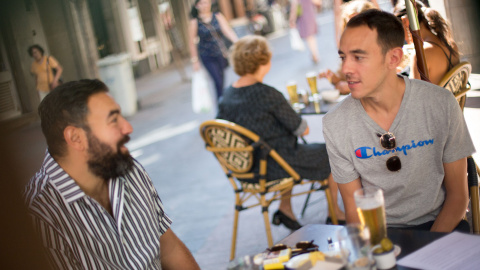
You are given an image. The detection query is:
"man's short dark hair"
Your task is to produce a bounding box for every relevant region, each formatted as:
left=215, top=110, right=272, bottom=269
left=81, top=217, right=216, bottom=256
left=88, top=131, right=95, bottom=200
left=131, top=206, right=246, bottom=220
left=28, top=44, right=45, bottom=57
left=38, top=79, right=109, bottom=158
left=346, top=9, right=405, bottom=55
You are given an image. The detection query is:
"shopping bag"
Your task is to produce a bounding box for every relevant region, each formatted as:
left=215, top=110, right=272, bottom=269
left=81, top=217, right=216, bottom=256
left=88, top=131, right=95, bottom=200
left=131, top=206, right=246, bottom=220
left=192, top=69, right=213, bottom=113
left=289, top=28, right=305, bottom=51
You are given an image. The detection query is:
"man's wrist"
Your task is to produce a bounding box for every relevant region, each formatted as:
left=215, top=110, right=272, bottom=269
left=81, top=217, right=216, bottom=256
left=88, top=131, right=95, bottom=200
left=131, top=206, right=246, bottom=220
left=190, top=57, right=199, bottom=63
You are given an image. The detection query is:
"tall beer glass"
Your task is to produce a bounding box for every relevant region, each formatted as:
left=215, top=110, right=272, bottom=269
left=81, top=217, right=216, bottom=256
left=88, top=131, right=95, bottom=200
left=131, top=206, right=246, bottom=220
left=286, top=80, right=299, bottom=104
left=354, top=187, right=387, bottom=246
left=306, top=72, right=318, bottom=97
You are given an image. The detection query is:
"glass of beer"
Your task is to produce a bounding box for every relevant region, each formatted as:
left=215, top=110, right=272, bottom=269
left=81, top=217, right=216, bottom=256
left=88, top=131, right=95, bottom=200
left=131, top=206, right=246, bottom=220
left=354, top=187, right=387, bottom=246
left=306, top=71, right=318, bottom=99
left=286, top=80, right=299, bottom=104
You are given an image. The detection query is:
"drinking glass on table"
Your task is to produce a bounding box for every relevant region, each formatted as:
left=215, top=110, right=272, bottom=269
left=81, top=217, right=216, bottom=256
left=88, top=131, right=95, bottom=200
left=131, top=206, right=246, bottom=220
left=286, top=80, right=299, bottom=103
left=286, top=80, right=304, bottom=111
left=337, top=224, right=373, bottom=270
left=306, top=71, right=319, bottom=100
left=354, top=187, right=387, bottom=246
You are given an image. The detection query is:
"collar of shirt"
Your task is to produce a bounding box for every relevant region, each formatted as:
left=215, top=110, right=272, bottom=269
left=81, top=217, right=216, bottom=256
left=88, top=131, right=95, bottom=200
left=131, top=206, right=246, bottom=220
left=42, top=150, right=126, bottom=204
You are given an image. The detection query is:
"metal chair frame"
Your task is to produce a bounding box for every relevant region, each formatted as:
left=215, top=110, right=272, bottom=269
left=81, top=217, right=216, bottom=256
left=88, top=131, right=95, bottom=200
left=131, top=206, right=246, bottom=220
left=200, top=119, right=337, bottom=260
left=438, top=61, right=480, bottom=233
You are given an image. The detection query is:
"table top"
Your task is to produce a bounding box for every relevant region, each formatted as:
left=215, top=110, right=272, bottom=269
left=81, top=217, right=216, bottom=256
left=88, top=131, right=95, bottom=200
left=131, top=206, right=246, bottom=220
left=297, top=96, right=346, bottom=115
left=277, top=224, right=447, bottom=270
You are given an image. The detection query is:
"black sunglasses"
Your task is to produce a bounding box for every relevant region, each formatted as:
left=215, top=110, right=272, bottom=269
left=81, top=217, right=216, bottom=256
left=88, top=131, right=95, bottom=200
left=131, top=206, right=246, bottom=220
left=377, top=132, right=401, bottom=172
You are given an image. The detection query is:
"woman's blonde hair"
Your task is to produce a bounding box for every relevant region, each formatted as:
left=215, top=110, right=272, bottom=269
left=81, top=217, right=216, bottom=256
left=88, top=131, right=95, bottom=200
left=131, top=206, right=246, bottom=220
left=341, top=0, right=378, bottom=31
left=230, top=35, right=272, bottom=76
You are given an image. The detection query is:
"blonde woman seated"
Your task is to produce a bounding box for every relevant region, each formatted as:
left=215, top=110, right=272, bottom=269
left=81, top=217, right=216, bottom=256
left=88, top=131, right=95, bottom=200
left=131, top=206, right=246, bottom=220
left=216, top=35, right=345, bottom=230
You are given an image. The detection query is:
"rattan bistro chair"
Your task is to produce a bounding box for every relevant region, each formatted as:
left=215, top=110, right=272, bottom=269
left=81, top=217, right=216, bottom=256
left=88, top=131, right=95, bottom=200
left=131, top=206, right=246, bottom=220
left=438, top=61, right=472, bottom=111
left=438, top=61, right=480, bottom=234
left=200, top=119, right=337, bottom=260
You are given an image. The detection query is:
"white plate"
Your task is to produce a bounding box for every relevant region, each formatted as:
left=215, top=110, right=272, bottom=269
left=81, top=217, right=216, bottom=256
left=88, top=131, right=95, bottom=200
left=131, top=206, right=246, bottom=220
left=321, top=90, right=340, bottom=103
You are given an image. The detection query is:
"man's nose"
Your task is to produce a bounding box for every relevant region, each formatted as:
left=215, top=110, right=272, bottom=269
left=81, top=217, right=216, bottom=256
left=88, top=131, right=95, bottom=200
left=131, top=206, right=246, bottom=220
left=341, top=58, right=352, bottom=76
left=121, top=117, right=133, bottom=135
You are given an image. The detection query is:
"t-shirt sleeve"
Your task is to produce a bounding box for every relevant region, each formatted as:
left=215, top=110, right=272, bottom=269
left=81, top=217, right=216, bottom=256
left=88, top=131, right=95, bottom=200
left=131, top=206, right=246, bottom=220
left=443, top=94, right=476, bottom=163
left=323, top=115, right=360, bottom=184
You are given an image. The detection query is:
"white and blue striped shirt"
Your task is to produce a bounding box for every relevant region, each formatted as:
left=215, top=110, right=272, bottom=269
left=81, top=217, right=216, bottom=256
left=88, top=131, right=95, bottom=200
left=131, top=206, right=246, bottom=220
left=24, top=151, right=172, bottom=269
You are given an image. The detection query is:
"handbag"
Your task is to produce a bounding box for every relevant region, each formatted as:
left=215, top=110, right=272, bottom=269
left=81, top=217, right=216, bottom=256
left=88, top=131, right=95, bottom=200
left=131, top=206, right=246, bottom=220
left=47, top=56, right=63, bottom=90
left=192, top=69, right=214, bottom=113
left=289, top=28, right=305, bottom=51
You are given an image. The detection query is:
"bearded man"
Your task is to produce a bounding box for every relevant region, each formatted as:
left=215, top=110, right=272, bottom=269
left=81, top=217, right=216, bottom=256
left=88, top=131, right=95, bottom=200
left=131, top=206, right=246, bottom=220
left=24, top=79, right=199, bottom=269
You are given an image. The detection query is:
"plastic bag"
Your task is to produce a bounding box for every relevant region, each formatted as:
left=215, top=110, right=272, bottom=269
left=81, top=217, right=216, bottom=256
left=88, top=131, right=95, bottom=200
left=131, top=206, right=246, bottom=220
left=289, top=28, right=305, bottom=51
left=192, top=69, right=213, bottom=113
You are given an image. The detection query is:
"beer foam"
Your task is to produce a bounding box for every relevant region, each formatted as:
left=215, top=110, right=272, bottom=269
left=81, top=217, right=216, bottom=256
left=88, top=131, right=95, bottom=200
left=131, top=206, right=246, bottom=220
left=356, top=199, right=382, bottom=210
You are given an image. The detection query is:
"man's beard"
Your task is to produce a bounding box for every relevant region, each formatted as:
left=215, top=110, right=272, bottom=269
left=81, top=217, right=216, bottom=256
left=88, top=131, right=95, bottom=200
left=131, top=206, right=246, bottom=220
left=87, top=132, right=134, bottom=181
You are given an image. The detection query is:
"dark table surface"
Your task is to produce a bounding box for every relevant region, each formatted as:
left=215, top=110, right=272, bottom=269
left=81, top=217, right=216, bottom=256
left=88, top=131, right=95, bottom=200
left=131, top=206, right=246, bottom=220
left=277, top=224, right=447, bottom=270
left=297, top=96, right=346, bottom=114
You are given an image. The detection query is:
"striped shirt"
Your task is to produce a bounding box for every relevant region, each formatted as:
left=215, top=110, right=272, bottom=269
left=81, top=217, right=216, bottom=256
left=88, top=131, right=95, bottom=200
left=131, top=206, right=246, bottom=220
left=24, top=151, right=172, bottom=269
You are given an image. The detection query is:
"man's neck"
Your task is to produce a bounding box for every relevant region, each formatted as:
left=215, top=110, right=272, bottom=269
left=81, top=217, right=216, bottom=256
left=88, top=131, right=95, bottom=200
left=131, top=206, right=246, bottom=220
left=56, top=155, right=113, bottom=216
left=360, top=75, right=406, bottom=131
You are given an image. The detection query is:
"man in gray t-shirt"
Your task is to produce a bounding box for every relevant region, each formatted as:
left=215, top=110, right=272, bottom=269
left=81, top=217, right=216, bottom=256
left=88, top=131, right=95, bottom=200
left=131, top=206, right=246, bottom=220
left=323, top=10, right=475, bottom=232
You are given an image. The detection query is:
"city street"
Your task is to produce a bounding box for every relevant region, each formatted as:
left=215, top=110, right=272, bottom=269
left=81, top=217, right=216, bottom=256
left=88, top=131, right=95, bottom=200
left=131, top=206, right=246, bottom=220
left=4, top=4, right=480, bottom=270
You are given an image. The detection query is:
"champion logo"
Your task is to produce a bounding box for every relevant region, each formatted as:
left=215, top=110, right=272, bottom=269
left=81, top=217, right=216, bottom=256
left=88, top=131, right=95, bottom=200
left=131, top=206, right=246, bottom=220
left=354, top=139, right=434, bottom=159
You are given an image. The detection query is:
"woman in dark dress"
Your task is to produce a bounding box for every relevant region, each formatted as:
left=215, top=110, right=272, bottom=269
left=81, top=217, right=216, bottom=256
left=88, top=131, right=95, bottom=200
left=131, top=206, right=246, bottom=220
left=217, top=35, right=345, bottom=230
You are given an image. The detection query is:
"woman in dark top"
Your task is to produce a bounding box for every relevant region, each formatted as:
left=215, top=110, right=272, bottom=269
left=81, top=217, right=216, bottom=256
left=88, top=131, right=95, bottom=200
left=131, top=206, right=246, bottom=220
left=217, top=35, right=345, bottom=230
left=188, top=0, right=238, bottom=100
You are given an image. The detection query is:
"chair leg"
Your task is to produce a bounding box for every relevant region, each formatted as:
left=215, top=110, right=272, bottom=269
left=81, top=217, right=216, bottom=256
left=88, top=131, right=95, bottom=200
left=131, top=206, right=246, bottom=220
left=468, top=157, right=480, bottom=234
left=470, top=186, right=480, bottom=234
left=260, top=195, right=274, bottom=248
left=301, top=183, right=315, bottom=218
left=230, top=202, right=240, bottom=260
left=324, top=184, right=338, bottom=225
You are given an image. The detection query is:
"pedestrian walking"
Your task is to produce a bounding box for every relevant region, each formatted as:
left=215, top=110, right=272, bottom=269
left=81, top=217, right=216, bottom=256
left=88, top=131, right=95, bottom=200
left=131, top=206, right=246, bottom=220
left=28, top=44, right=63, bottom=101
left=289, top=0, right=322, bottom=63
left=188, top=0, right=238, bottom=100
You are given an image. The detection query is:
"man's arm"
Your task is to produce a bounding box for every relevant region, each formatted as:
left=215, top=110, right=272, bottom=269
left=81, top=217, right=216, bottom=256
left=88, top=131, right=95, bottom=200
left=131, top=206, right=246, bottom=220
left=160, top=228, right=200, bottom=270
left=430, top=158, right=469, bottom=232
left=338, top=178, right=362, bottom=224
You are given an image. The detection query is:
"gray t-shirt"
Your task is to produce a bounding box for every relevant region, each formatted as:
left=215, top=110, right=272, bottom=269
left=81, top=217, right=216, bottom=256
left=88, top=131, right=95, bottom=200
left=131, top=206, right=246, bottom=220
left=323, top=76, right=475, bottom=227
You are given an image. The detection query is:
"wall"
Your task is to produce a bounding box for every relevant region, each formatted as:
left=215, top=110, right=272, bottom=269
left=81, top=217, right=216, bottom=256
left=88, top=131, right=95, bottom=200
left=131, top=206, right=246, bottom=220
left=442, top=0, right=480, bottom=72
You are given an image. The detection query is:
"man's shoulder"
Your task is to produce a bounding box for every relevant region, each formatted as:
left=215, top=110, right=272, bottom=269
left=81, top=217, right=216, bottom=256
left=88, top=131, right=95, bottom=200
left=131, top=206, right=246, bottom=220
left=323, top=95, right=356, bottom=127
left=125, top=159, right=155, bottom=187
left=408, top=78, right=453, bottom=99
left=24, top=167, right=53, bottom=205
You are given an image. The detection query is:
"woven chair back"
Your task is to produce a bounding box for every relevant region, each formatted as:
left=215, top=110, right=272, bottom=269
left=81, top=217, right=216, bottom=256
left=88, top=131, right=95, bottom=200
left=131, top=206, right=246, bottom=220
left=203, top=125, right=254, bottom=173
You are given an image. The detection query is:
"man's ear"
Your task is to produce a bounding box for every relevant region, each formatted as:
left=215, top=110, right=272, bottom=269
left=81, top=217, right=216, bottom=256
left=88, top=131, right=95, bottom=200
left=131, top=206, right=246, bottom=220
left=387, top=47, right=404, bottom=70
left=64, top=126, right=86, bottom=151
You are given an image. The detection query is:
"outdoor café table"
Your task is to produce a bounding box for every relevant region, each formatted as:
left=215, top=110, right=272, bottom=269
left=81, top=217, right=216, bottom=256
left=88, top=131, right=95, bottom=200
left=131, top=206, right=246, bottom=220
left=297, top=96, right=347, bottom=115
left=277, top=224, right=447, bottom=270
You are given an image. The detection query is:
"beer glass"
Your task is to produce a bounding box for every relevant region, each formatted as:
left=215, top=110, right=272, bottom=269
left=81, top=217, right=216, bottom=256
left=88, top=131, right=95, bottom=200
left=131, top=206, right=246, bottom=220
left=354, top=187, right=387, bottom=246
left=306, top=71, right=318, bottom=98
left=336, top=224, right=373, bottom=270
left=286, top=80, right=299, bottom=104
